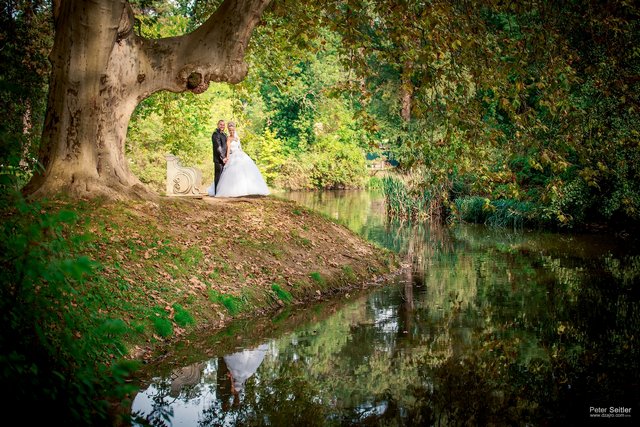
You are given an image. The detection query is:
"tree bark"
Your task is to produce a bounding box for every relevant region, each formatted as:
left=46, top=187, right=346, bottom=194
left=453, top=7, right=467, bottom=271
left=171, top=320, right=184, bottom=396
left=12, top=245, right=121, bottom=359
left=400, top=60, right=413, bottom=122
left=24, top=0, right=271, bottom=199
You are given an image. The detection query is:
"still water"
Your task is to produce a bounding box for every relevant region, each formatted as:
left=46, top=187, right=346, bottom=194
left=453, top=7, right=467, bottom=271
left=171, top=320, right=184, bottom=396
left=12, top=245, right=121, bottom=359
left=131, top=190, right=639, bottom=426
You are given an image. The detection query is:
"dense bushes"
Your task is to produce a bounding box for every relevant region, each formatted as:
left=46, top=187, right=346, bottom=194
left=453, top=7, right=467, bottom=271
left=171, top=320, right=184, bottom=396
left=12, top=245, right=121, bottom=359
left=332, top=1, right=640, bottom=230
left=0, top=173, right=138, bottom=424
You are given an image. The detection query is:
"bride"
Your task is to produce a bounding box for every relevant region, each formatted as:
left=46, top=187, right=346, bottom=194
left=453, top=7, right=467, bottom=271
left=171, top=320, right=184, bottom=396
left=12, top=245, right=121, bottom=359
left=210, top=121, right=270, bottom=197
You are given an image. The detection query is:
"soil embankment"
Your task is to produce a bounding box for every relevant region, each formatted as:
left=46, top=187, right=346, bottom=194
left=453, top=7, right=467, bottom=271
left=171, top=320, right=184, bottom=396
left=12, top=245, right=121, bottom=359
left=76, top=195, right=399, bottom=360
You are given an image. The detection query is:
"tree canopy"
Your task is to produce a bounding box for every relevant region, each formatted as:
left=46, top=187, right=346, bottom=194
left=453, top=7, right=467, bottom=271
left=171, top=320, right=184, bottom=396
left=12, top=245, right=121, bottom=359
left=1, top=0, right=638, bottom=228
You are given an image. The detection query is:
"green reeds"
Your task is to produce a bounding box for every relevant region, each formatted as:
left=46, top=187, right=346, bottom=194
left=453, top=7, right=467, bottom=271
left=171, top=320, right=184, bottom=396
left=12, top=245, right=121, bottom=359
left=382, top=175, right=437, bottom=221
left=486, top=199, right=534, bottom=228
left=455, top=196, right=533, bottom=228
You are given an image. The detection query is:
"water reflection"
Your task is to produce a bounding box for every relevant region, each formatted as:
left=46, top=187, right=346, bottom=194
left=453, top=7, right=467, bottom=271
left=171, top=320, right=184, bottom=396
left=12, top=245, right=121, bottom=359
left=130, top=190, right=639, bottom=426
left=224, top=344, right=269, bottom=397
left=169, top=362, right=207, bottom=398
left=133, top=344, right=271, bottom=426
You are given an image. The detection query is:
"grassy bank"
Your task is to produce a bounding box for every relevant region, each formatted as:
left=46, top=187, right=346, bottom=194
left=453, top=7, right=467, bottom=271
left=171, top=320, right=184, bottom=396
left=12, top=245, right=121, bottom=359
left=0, top=193, right=398, bottom=424
left=87, top=195, right=397, bottom=355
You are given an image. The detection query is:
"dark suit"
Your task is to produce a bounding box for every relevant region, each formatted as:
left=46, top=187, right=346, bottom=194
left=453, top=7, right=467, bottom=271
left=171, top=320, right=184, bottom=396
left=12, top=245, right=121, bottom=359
left=212, top=129, right=227, bottom=191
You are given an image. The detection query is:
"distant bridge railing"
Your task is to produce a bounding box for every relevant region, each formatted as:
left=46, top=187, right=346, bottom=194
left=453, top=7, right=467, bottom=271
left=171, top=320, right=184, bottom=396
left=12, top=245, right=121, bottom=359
left=367, top=161, right=393, bottom=175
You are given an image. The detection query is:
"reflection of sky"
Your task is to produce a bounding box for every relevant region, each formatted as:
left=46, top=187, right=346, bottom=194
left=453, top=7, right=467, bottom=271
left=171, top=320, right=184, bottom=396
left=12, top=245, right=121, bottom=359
left=373, top=307, right=398, bottom=334
left=132, top=345, right=274, bottom=427
left=132, top=382, right=218, bottom=427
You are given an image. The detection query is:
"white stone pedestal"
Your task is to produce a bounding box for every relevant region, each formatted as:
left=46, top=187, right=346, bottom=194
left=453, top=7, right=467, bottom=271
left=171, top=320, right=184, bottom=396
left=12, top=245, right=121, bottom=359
left=165, top=154, right=204, bottom=197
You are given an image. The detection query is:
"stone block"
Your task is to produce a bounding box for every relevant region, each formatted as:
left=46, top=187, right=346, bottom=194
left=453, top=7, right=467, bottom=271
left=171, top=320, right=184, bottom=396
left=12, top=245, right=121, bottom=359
left=165, top=154, right=204, bottom=197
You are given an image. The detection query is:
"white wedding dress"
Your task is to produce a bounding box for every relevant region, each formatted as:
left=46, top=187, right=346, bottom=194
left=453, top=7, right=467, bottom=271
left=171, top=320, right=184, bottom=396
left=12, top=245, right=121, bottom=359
left=223, top=343, right=269, bottom=393
left=211, top=138, right=270, bottom=197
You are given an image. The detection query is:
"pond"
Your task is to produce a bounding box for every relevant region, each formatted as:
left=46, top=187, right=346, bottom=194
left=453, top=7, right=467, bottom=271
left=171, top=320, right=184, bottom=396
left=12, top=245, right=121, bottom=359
left=130, top=190, right=639, bottom=426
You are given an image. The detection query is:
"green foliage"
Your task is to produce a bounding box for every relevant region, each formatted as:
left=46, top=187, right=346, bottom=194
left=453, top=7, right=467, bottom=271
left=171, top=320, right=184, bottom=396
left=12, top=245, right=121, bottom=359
left=271, top=283, right=293, bottom=304
left=0, top=1, right=52, bottom=175
left=0, top=173, right=137, bottom=423
left=275, top=155, right=315, bottom=190
left=133, top=4, right=190, bottom=38
left=309, top=272, right=325, bottom=285
left=208, top=290, right=243, bottom=316
left=310, top=137, right=368, bottom=189
left=243, top=128, right=286, bottom=186
left=238, top=20, right=374, bottom=190
left=172, top=303, right=195, bottom=327
left=275, top=137, right=369, bottom=190
left=152, top=315, right=173, bottom=338
left=321, top=0, right=640, bottom=230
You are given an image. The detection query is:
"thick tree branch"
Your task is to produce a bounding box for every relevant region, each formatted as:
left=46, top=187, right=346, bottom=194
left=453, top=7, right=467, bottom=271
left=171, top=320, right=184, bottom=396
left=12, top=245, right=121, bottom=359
left=136, top=0, right=272, bottom=95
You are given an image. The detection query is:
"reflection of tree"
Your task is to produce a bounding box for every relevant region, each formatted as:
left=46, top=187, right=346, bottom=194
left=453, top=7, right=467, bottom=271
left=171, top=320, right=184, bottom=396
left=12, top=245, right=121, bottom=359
left=132, top=216, right=639, bottom=426
left=215, top=357, right=235, bottom=411
left=402, top=235, right=640, bottom=425
left=132, top=378, right=175, bottom=427
left=232, top=363, right=329, bottom=426
left=397, top=222, right=453, bottom=337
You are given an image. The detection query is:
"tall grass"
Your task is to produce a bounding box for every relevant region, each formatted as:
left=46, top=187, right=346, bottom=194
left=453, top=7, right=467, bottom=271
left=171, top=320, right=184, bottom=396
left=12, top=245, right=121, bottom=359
left=382, top=175, right=443, bottom=221
left=454, top=196, right=534, bottom=228
left=382, top=174, right=534, bottom=229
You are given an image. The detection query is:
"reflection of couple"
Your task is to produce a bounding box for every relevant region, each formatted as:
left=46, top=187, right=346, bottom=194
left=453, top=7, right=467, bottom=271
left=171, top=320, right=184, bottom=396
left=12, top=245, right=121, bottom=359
left=168, top=343, right=268, bottom=408
left=208, top=119, right=270, bottom=198
left=223, top=343, right=269, bottom=396
left=216, top=344, right=269, bottom=410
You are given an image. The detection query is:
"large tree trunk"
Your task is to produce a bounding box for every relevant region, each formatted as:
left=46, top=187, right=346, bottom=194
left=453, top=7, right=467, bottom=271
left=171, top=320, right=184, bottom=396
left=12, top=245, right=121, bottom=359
left=24, top=0, right=271, bottom=199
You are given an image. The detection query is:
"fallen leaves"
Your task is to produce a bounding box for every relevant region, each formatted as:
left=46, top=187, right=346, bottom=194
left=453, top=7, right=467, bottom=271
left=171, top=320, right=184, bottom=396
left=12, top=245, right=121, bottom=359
left=71, top=195, right=394, bottom=360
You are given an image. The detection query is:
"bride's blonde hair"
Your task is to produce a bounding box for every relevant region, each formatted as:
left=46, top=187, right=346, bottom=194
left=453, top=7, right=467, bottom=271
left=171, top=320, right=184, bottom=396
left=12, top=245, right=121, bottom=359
left=227, top=121, right=238, bottom=138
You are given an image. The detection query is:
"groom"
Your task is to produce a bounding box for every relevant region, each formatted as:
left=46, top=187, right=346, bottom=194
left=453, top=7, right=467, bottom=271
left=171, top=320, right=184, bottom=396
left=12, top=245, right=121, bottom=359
left=212, top=119, right=228, bottom=192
